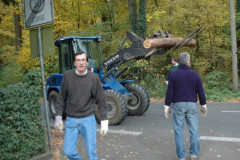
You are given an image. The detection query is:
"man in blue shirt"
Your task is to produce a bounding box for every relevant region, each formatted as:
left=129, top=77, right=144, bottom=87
left=164, top=52, right=207, bottom=160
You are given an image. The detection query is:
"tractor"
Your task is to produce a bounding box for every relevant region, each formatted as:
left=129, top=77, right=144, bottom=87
left=46, top=28, right=203, bottom=125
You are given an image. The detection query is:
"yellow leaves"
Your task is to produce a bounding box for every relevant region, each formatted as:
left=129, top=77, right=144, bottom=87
left=135, top=59, right=151, bottom=71
left=18, top=47, right=32, bottom=71
left=147, top=10, right=166, bottom=22
left=0, top=30, right=15, bottom=39
left=0, top=45, right=15, bottom=62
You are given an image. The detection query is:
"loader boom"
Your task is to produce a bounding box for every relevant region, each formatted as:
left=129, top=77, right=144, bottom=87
left=97, top=28, right=204, bottom=81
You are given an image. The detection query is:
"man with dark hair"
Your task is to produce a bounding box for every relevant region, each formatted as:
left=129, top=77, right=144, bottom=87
left=164, top=52, right=207, bottom=160
left=165, top=58, right=179, bottom=85
left=54, top=51, right=108, bottom=160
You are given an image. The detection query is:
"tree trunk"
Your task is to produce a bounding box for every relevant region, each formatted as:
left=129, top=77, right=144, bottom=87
left=101, top=0, right=112, bottom=25
left=110, top=0, right=115, bottom=26
left=136, top=0, right=147, bottom=39
left=128, top=0, right=137, bottom=33
left=77, top=0, right=80, bottom=29
left=13, top=8, right=22, bottom=53
left=154, top=0, right=158, bottom=7
left=143, top=38, right=196, bottom=49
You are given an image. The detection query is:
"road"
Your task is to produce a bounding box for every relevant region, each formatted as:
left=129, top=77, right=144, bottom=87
left=42, top=102, right=240, bottom=160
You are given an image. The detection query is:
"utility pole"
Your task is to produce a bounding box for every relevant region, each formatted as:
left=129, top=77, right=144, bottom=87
left=230, top=0, right=238, bottom=93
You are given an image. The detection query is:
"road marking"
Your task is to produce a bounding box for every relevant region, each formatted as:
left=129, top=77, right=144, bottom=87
left=222, top=111, right=240, bottom=113
left=97, top=129, right=142, bottom=136
left=200, top=136, right=240, bottom=142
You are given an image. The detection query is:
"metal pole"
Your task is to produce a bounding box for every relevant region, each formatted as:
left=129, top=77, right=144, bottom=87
left=38, top=27, right=52, bottom=149
left=230, top=0, right=238, bottom=93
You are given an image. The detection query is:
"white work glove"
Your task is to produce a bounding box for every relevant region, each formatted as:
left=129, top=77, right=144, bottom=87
left=164, top=105, right=171, bottom=119
left=54, top=116, right=64, bottom=132
left=200, top=104, right=207, bottom=117
left=100, top=120, right=109, bottom=136
left=165, top=81, right=168, bottom=85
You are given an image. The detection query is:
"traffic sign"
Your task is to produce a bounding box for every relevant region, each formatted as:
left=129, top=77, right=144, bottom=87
left=22, top=0, right=54, bottom=29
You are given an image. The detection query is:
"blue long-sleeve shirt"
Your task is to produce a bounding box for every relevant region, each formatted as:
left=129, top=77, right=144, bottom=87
left=164, top=64, right=206, bottom=106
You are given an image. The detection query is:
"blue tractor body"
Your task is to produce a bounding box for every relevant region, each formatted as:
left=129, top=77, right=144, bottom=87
left=46, top=35, right=141, bottom=125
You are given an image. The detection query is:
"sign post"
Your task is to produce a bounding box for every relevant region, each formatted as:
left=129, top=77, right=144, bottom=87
left=38, top=26, right=52, bottom=149
left=22, top=0, right=55, bottom=149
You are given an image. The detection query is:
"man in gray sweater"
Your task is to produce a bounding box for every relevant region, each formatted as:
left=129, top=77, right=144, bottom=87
left=54, top=51, right=108, bottom=160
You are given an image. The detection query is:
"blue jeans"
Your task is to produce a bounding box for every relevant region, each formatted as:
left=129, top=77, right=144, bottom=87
left=173, top=102, right=200, bottom=159
left=64, top=115, right=97, bottom=160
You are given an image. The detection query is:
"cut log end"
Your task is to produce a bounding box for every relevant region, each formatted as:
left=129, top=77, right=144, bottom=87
left=143, top=40, right=153, bottom=49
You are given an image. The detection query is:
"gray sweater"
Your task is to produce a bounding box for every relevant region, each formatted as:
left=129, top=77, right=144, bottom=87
left=56, top=70, right=107, bottom=120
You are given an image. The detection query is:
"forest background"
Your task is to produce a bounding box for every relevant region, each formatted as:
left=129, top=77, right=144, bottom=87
left=1, top=0, right=240, bottom=102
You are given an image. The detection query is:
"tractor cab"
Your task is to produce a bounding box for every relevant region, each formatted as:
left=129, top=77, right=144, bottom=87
left=55, top=36, right=102, bottom=74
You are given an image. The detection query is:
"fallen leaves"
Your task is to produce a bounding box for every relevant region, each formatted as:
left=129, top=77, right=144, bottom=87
left=52, top=148, right=61, bottom=159
left=51, top=128, right=65, bottom=159
left=51, top=128, right=64, bottom=146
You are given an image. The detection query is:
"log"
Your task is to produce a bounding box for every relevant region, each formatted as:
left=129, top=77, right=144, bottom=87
left=143, top=38, right=196, bottom=49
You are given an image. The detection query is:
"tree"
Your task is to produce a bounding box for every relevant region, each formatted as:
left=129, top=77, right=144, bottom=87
left=128, top=0, right=137, bottom=33
left=1, top=0, right=22, bottom=52
left=136, top=0, right=147, bottom=39
left=128, top=0, right=147, bottom=39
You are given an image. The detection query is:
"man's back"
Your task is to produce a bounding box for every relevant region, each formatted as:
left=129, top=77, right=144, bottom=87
left=165, top=64, right=206, bottom=106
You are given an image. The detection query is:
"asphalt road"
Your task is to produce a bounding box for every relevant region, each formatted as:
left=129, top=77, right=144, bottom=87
left=42, top=102, right=240, bottom=160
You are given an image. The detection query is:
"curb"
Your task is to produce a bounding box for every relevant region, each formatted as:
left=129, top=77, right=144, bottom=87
left=30, top=151, right=54, bottom=160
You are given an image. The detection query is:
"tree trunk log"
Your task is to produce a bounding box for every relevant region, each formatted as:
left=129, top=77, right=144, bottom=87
left=143, top=38, right=196, bottom=49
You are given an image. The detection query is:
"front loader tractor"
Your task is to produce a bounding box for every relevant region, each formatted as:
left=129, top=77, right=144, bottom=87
left=47, top=28, right=203, bottom=125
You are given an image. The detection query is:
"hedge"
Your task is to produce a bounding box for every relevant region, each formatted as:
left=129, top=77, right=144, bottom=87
left=0, top=71, right=47, bottom=160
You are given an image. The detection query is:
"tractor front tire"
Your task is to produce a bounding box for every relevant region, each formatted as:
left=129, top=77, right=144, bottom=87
left=126, top=84, right=150, bottom=116
left=95, top=89, right=128, bottom=125
left=48, top=90, right=58, bottom=119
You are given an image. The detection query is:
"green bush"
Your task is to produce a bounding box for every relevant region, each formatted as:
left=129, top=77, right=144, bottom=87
left=23, top=70, right=42, bottom=86
left=121, top=59, right=168, bottom=99
left=204, top=70, right=240, bottom=101
left=146, top=76, right=167, bottom=99
left=0, top=71, right=47, bottom=160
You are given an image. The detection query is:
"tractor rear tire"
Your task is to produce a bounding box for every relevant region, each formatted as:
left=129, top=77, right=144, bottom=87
left=126, top=84, right=150, bottom=116
left=48, top=90, right=58, bottom=119
left=95, top=89, right=128, bottom=125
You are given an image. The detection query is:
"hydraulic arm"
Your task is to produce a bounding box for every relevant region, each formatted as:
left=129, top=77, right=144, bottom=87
left=97, top=27, right=205, bottom=81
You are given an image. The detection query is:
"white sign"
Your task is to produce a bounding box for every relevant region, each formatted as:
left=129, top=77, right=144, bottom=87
left=22, top=0, right=54, bottom=29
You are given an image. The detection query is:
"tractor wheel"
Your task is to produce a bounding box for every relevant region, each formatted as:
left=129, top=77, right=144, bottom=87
left=48, top=90, right=58, bottom=119
left=95, top=89, right=128, bottom=125
left=126, top=84, right=150, bottom=116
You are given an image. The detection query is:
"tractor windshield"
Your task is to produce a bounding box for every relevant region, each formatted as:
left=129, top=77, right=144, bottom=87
left=72, top=39, right=102, bottom=67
